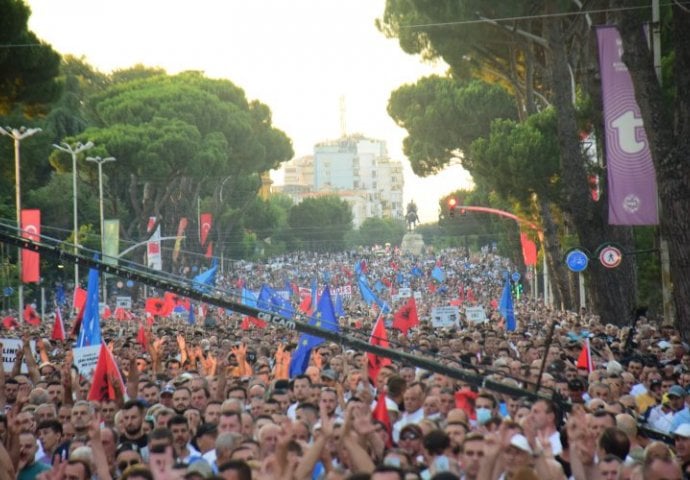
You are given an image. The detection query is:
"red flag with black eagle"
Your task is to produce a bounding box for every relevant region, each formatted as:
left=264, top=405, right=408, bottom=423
left=392, top=297, right=419, bottom=336
left=367, top=314, right=392, bottom=382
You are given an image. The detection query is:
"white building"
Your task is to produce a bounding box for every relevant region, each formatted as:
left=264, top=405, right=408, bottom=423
left=275, top=135, right=404, bottom=227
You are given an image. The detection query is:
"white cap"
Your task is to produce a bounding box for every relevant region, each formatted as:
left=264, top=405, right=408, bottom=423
left=673, top=423, right=690, bottom=438
left=509, top=434, right=533, bottom=454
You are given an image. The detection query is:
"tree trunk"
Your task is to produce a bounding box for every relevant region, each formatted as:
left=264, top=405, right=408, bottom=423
left=546, top=17, right=637, bottom=326
left=616, top=4, right=690, bottom=337
left=538, top=199, right=570, bottom=309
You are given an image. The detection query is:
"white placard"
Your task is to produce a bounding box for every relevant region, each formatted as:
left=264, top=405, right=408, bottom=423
left=465, top=306, right=487, bottom=324
left=413, top=291, right=422, bottom=301
left=398, top=287, right=412, bottom=298
left=431, top=306, right=460, bottom=328
left=1, top=339, right=38, bottom=373
left=116, top=296, right=132, bottom=309
left=73, top=345, right=102, bottom=378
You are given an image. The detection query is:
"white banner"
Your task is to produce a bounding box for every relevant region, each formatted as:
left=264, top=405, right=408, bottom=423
left=398, top=287, right=412, bottom=298
left=431, top=306, right=460, bottom=328
left=465, top=306, right=487, bottom=324
left=1, top=339, right=38, bottom=373
left=116, top=296, right=132, bottom=309
left=146, top=216, right=162, bottom=271
left=73, top=345, right=102, bottom=378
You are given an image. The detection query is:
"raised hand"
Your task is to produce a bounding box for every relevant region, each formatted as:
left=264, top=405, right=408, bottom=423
left=176, top=334, right=186, bottom=353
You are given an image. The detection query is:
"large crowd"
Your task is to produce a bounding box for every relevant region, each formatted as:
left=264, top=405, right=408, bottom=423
left=0, top=247, right=687, bottom=480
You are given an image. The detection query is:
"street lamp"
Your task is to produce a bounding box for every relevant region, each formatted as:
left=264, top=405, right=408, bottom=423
left=0, top=125, right=42, bottom=317
left=86, top=155, right=116, bottom=301
left=52, top=141, right=94, bottom=291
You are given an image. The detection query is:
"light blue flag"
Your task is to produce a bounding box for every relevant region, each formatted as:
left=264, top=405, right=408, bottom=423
left=192, top=264, right=217, bottom=292
left=499, top=278, right=516, bottom=331
left=77, top=266, right=101, bottom=347
left=289, top=287, right=340, bottom=377
left=356, top=275, right=391, bottom=313
left=431, top=266, right=445, bottom=283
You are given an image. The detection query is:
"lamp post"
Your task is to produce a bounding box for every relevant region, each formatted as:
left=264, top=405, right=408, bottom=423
left=0, top=126, right=42, bottom=317
left=86, top=156, right=116, bottom=301
left=52, top=141, right=94, bottom=292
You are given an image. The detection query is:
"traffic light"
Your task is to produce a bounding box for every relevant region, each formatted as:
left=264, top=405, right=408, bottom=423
left=448, top=197, right=457, bottom=217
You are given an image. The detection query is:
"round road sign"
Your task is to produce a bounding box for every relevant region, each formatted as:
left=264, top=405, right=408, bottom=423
left=599, top=245, right=623, bottom=268
left=565, top=249, right=589, bottom=272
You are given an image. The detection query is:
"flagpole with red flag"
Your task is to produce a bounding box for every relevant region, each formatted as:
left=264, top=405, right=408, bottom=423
left=576, top=338, right=594, bottom=373
left=392, top=297, right=419, bottom=336
left=51, top=306, right=66, bottom=341
left=367, top=314, right=392, bottom=383
left=372, top=391, right=392, bottom=448
left=88, top=342, right=126, bottom=402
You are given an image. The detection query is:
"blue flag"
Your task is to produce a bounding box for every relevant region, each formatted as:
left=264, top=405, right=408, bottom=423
left=310, top=277, right=318, bottom=312
left=187, top=303, right=196, bottom=325
left=431, top=266, right=445, bottom=283
left=356, top=275, right=390, bottom=313
left=411, top=266, right=423, bottom=278
left=77, top=266, right=102, bottom=347
left=334, top=292, right=345, bottom=318
left=55, top=284, right=66, bottom=306
left=192, top=264, right=217, bottom=292
left=242, top=288, right=258, bottom=307
left=499, top=279, right=516, bottom=331
left=374, top=279, right=386, bottom=293
left=258, top=284, right=294, bottom=319
left=289, top=287, right=340, bottom=377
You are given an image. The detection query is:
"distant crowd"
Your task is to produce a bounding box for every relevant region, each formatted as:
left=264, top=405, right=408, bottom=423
left=0, top=246, right=687, bottom=480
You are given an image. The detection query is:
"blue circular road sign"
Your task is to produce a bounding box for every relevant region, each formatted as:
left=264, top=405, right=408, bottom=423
left=511, top=272, right=521, bottom=282
left=565, top=249, right=589, bottom=272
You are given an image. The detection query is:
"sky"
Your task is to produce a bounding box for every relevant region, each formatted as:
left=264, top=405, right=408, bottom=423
left=26, top=0, right=473, bottom=223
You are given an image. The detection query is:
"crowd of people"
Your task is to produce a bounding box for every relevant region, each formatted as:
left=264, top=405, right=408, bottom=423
left=0, top=246, right=687, bottom=480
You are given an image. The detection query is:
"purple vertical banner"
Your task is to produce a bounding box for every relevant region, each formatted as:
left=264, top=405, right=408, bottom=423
left=597, top=26, right=659, bottom=225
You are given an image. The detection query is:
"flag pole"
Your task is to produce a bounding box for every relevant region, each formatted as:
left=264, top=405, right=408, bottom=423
left=535, top=320, right=557, bottom=393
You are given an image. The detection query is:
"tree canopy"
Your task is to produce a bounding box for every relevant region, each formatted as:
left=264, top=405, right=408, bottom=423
left=0, top=0, right=61, bottom=115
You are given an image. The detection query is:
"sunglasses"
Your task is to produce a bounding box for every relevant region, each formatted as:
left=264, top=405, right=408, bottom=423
left=118, top=460, right=139, bottom=471
left=400, top=434, right=419, bottom=441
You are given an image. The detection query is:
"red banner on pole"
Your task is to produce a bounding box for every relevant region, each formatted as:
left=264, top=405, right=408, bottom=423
left=21, top=209, right=40, bottom=283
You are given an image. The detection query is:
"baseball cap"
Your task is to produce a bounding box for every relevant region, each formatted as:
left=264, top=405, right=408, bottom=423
left=673, top=424, right=690, bottom=438
left=161, top=385, right=176, bottom=396
left=668, top=385, right=686, bottom=398
left=321, top=369, right=338, bottom=381
left=509, top=434, right=533, bottom=454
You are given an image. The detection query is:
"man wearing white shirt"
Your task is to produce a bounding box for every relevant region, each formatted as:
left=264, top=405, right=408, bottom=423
left=286, top=375, right=312, bottom=420
left=393, top=382, right=425, bottom=443
left=530, top=399, right=563, bottom=456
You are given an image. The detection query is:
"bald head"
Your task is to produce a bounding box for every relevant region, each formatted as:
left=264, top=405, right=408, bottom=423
left=616, top=413, right=638, bottom=438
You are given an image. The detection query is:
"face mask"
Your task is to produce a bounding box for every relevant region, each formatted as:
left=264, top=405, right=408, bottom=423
left=426, top=412, right=442, bottom=422
left=476, top=407, right=492, bottom=425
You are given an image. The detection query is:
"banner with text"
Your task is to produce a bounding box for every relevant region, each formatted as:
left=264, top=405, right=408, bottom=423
left=597, top=26, right=658, bottom=225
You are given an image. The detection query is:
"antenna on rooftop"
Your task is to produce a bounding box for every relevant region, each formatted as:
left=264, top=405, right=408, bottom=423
left=339, top=95, right=347, bottom=138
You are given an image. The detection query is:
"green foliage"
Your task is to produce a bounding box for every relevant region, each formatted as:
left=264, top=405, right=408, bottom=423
left=351, top=217, right=407, bottom=247
left=0, top=0, right=61, bottom=115
left=468, top=108, right=561, bottom=203
left=48, top=70, right=293, bottom=257
left=287, top=196, right=353, bottom=252
left=388, top=76, right=517, bottom=175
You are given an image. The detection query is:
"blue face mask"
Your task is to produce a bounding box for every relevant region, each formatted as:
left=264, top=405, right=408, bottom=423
left=476, top=407, right=492, bottom=425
